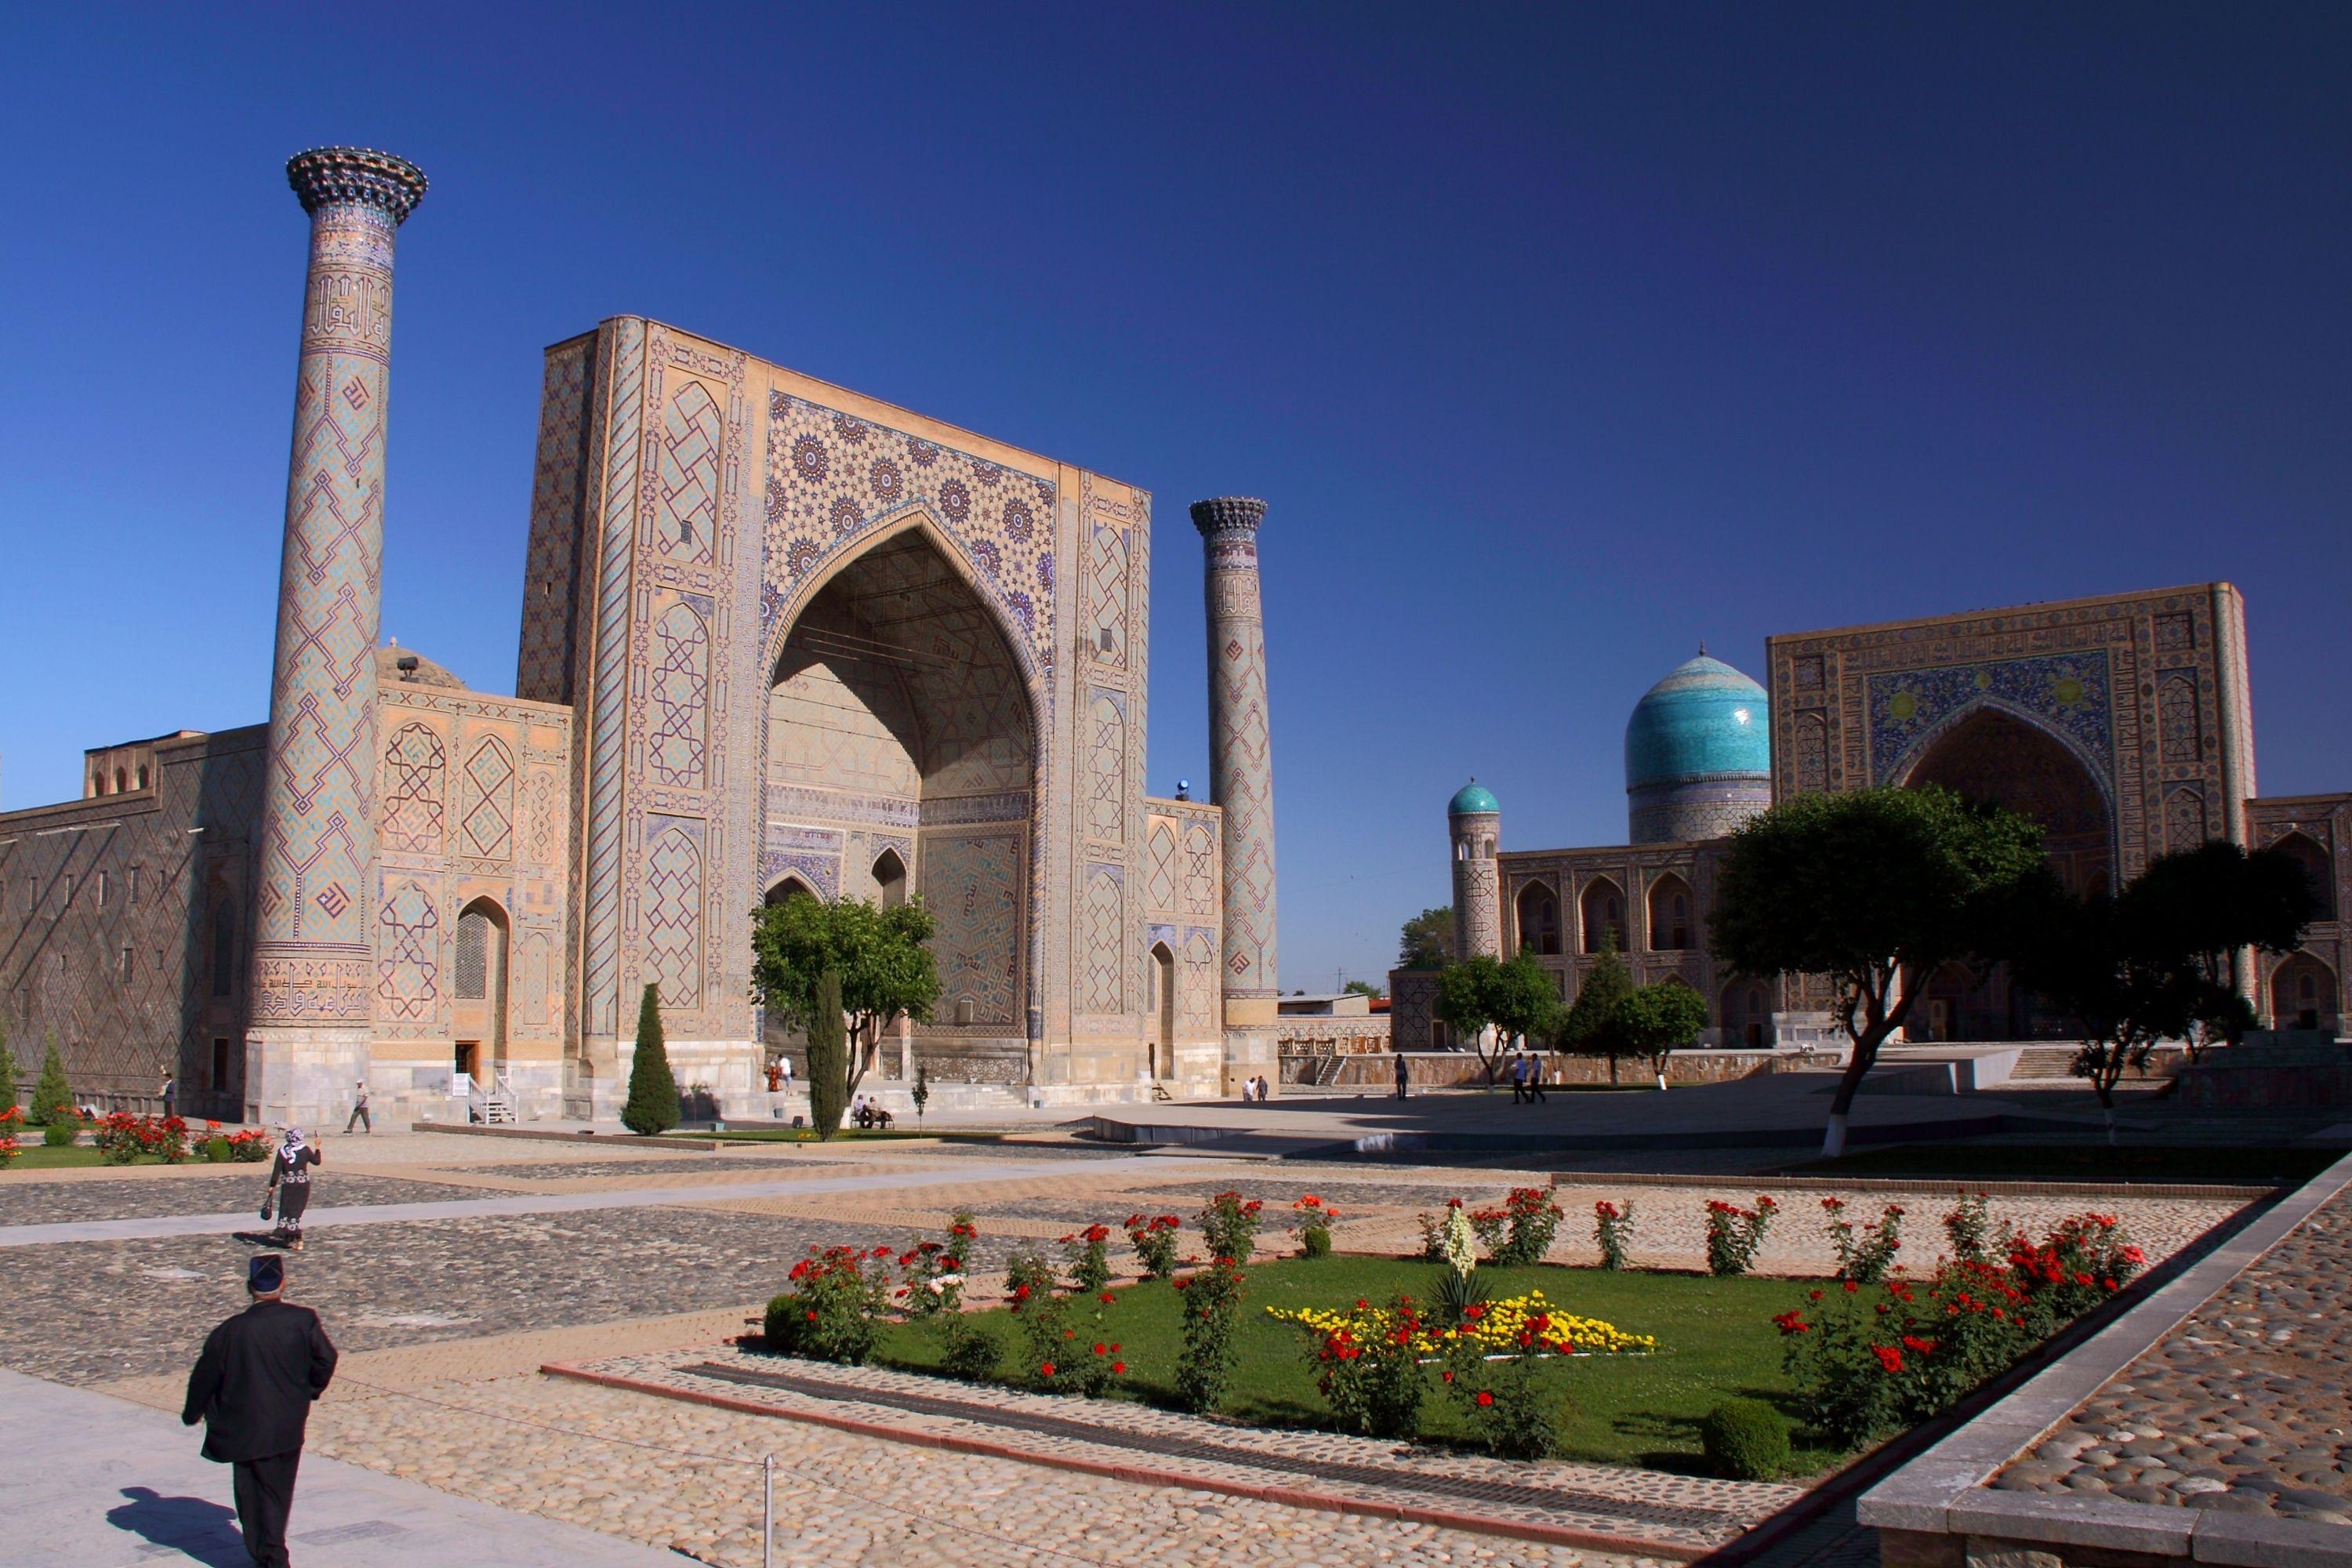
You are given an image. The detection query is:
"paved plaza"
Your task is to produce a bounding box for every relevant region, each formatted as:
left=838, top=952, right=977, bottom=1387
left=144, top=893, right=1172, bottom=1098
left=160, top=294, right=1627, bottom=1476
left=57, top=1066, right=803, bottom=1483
left=0, top=1116, right=2299, bottom=1567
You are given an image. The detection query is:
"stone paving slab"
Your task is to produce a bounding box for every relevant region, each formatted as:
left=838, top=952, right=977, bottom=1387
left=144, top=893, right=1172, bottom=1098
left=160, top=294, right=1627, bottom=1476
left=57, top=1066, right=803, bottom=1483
left=0, top=1367, right=679, bottom=1567
left=0, top=1170, right=487, bottom=1225
left=557, top=1345, right=1804, bottom=1559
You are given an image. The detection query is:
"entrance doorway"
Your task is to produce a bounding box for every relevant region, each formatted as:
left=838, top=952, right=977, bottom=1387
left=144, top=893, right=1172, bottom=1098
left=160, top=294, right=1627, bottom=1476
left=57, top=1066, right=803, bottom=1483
left=1151, top=942, right=1177, bottom=1078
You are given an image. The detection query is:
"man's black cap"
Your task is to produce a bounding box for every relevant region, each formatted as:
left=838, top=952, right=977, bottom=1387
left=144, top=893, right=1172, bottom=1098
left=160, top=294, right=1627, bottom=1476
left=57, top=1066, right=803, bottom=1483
left=249, top=1254, right=285, bottom=1294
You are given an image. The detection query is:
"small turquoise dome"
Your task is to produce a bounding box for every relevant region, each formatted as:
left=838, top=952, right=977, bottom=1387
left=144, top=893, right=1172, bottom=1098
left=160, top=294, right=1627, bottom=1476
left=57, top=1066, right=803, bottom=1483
left=1624, top=654, right=1770, bottom=790
left=1448, top=779, right=1501, bottom=816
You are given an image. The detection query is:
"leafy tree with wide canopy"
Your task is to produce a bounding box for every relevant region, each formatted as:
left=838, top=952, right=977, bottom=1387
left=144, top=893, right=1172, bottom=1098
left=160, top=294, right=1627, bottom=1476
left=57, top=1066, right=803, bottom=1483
left=2117, top=841, right=2318, bottom=1058
left=2013, top=890, right=2201, bottom=1129
left=1555, top=935, right=1639, bottom=1083
left=1622, top=977, right=1711, bottom=1086
left=1711, top=786, right=2054, bottom=1157
left=751, top=895, right=942, bottom=1096
left=1397, top=907, right=1454, bottom=970
left=1434, top=952, right=1563, bottom=1083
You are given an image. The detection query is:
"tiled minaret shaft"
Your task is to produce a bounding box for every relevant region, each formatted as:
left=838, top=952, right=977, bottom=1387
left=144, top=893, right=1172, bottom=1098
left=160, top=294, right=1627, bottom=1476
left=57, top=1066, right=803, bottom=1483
left=245, top=148, right=427, bottom=1124
left=1192, top=497, right=1280, bottom=1031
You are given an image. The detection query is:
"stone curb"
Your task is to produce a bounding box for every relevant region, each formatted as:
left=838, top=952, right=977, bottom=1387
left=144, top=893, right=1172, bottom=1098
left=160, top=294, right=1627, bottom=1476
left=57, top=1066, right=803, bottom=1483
left=543, top=1361, right=1717, bottom=1562
left=1551, top=1172, right=2280, bottom=1202
left=1857, top=1149, right=2352, bottom=1563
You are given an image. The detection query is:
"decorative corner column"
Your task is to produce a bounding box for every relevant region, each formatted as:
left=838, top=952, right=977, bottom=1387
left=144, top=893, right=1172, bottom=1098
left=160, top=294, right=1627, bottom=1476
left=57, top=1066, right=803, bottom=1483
left=1192, top=497, right=1282, bottom=1094
left=245, top=148, right=427, bottom=1127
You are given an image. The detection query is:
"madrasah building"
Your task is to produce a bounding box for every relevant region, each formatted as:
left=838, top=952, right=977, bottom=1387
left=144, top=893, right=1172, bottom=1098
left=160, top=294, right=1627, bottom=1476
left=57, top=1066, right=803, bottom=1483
left=1392, top=593, right=2349, bottom=1052
left=0, top=148, right=1284, bottom=1127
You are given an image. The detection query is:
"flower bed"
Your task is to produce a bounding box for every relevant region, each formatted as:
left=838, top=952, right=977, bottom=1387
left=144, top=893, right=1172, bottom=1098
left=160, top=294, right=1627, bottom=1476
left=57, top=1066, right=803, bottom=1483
left=1269, top=1290, right=1659, bottom=1358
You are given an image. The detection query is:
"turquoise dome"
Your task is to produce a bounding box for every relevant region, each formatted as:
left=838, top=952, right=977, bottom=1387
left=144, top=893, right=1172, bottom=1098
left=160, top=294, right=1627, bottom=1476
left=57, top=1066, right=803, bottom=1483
left=1624, top=654, right=1769, bottom=789
left=1448, top=780, right=1501, bottom=816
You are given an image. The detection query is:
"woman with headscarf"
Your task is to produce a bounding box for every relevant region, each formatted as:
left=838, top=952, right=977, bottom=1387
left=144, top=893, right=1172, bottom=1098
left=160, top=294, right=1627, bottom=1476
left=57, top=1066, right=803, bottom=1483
left=262, top=1128, right=324, bottom=1250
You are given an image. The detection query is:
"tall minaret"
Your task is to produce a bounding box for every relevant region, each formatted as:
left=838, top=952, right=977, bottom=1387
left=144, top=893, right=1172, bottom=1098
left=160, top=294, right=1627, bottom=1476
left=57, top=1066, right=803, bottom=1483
left=1192, top=497, right=1280, bottom=1089
left=1448, top=782, right=1503, bottom=962
left=245, top=148, right=427, bottom=1126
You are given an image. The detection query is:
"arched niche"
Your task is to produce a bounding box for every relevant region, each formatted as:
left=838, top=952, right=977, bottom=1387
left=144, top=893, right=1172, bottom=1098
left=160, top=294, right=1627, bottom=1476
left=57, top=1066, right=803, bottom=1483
left=2272, top=952, right=2339, bottom=1033
left=1902, top=706, right=2114, bottom=895
left=1580, top=877, right=1627, bottom=954
left=2274, top=833, right=2336, bottom=923
left=1515, top=881, right=1560, bottom=956
left=1646, top=873, right=1693, bottom=951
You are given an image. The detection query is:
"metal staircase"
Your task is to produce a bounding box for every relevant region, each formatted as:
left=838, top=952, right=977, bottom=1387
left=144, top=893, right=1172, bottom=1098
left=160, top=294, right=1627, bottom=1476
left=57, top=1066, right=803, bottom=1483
left=471, top=1069, right=518, bottom=1124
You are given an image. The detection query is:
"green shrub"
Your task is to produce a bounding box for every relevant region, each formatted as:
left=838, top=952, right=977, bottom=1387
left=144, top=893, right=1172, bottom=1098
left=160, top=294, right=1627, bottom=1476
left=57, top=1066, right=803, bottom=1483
left=938, top=1315, right=1002, bottom=1381
left=1491, top=1186, right=1564, bottom=1266
left=1062, top=1224, right=1112, bottom=1293
left=1198, top=1190, right=1263, bottom=1265
left=1704, top=1195, right=1778, bottom=1276
left=1125, top=1214, right=1181, bottom=1279
left=804, top=969, right=847, bottom=1138
left=765, top=1244, right=888, bottom=1363
left=205, top=1136, right=234, bottom=1163
left=42, top=1119, right=78, bottom=1148
left=1443, top=1334, right=1567, bottom=1459
left=620, top=984, right=680, bottom=1136
left=1173, top=1259, right=1247, bottom=1413
left=28, top=1034, right=73, bottom=1127
left=1301, top=1223, right=1332, bottom=1259
left=1308, top=1292, right=1426, bottom=1438
left=1700, top=1398, right=1791, bottom=1479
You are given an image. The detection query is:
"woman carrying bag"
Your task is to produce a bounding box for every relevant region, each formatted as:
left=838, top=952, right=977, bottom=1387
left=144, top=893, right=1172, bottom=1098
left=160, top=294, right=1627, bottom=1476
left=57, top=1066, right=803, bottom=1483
left=261, top=1128, right=324, bottom=1250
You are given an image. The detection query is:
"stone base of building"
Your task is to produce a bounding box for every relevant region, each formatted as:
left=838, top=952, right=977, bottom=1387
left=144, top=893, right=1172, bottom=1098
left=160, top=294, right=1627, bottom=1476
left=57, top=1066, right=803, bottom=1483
left=244, top=1025, right=372, bottom=1131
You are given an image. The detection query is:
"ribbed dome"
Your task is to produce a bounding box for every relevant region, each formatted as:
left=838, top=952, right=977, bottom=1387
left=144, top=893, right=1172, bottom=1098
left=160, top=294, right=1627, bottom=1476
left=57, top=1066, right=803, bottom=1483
left=1447, top=780, right=1501, bottom=816
left=1624, top=655, right=1769, bottom=790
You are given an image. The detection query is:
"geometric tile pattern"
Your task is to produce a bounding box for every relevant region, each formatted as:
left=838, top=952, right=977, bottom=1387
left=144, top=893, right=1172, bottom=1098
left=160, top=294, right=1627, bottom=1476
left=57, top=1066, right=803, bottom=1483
left=379, top=722, right=446, bottom=854
left=1195, top=500, right=1279, bottom=998
left=375, top=877, right=441, bottom=1024
left=1145, top=820, right=1176, bottom=913
left=919, top=832, right=1022, bottom=1027
left=1087, top=694, right=1125, bottom=843
left=515, top=336, right=593, bottom=704
left=250, top=195, right=404, bottom=1026
left=655, top=380, right=722, bottom=564
left=1081, top=867, right=1123, bottom=1015
left=460, top=735, right=516, bottom=859
left=1867, top=649, right=2114, bottom=786
left=643, top=818, right=704, bottom=1011
left=646, top=599, right=710, bottom=788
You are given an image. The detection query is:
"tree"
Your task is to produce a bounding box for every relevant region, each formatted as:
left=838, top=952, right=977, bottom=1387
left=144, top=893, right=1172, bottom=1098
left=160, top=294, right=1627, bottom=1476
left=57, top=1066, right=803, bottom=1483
left=1622, top=978, right=1710, bottom=1087
left=806, top=968, right=848, bottom=1138
left=28, top=1031, right=74, bottom=1127
left=1342, top=979, right=1386, bottom=1000
left=751, top=895, right=942, bottom=1093
left=2118, top=842, right=2317, bottom=1058
left=1397, top=907, right=1454, bottom=971
left=1556, top=935, right=1639, bottom=1083
left=1434, top=953, right=1562, bottom=1083
left=621, top=983, right=680, bottom=1136
left=1711, top=786, right=2054, bottom=1158
left=2016, top=890, right=2201, bottom=1135
left=0, top=1015, right=15, bottom=1114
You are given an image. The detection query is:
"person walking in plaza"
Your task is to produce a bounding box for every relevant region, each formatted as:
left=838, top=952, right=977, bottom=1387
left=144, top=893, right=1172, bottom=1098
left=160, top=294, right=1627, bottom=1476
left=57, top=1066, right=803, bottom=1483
left=262, top=1128, right=322, bottom=1250
left=160, top=1072, right=176, bottom=1120
left=343, top=1080, right=371, bottom=1134
left=1392, top=1050, right=1410, bottom=1100
left=1508, top=1049, right=1530, bottom=1104
left=183, top=1253, right=338, bottom=1568
left=1523, top=1050, right=1548, bottom=1104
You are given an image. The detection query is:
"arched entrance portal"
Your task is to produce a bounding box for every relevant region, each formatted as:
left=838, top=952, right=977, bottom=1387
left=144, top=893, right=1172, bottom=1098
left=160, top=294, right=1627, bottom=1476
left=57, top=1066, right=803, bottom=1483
left=1150, top=942, right=1177, bottom=1079
left=1901, top=706, right=2113, bottom=1040
left=2271, top=953, right=2339, bottom=1033
left=452, top=897, right=510, bottom=1085
left=765, top=528, right=1037, bottom=1081
left=1904, top=708, right=2113, bottom=895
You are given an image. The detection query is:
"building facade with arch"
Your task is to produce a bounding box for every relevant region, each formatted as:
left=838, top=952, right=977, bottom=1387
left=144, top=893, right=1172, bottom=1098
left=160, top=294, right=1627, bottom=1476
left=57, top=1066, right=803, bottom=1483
left=0, top=154, right=1276, bottom=1123
left=1395, top=586, right=2349, bottom=1048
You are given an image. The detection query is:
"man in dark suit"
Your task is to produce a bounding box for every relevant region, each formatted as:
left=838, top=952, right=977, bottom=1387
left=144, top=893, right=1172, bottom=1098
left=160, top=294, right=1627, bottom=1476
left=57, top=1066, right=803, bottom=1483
left=182, top=1254, right=338, bottom=1568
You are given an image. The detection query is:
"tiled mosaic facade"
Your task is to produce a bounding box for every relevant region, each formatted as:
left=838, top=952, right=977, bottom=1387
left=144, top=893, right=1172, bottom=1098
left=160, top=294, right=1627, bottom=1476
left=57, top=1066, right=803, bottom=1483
left=1427, top=585, right=2339, bottom=1048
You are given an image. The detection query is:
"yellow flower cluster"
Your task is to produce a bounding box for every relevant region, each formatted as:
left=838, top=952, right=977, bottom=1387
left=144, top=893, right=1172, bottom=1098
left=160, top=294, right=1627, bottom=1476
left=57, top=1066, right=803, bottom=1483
left=1267, top=1289, right=1657, bottom=1356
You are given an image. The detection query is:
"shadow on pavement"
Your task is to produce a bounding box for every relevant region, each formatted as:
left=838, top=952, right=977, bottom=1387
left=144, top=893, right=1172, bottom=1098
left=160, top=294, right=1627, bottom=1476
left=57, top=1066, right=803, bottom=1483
left=103, top=1485, right=248, bottom=1568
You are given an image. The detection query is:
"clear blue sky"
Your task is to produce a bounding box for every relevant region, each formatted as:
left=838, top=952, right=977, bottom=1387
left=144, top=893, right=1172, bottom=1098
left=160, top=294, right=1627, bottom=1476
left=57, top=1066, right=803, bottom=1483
left=3, top=5, right=2347, bottom=994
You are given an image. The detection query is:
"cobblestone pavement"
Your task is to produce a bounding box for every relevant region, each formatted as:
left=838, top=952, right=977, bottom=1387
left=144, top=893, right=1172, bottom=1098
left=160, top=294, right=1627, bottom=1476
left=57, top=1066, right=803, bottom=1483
left=305, top=1363, right=1667, bottom=1568
left=565, top=1345, right=1804, bottom=1555
left=0, top=1170, right=488, bottom=1225
left=1993, top=1185, right=2352, bottom=1522
left=2, top=1206, right=1023, bottom=1385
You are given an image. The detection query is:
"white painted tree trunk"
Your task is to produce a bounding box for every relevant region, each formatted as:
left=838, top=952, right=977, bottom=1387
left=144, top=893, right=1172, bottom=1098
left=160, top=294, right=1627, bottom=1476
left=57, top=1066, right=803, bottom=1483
left=1822, top=1111, right=1849, bottom=1160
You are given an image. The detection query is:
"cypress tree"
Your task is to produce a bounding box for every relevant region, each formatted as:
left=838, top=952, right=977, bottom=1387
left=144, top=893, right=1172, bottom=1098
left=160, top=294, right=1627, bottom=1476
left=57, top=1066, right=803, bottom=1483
left=29, top=1031, right=74, bottom=1127
left=806, top=968, right=848, bottom=1138
left=620, top=983, right=680, bottom=1136
left=0, top=1016, right=15, bottom=1116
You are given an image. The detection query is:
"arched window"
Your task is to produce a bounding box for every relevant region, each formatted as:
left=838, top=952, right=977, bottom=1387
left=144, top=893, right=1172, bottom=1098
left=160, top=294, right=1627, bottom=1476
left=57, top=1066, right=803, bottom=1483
left=873, top=849, right=907, bottom=909
left=1151, top=941, right=1177, bottom=1078
left=2272, top=953, right=2339, bottom=1033
left=765, top=876, right=815, bottom=907
left=1515, top=883, right=1559, bottom=956
left=1581, top=877, right=1627, bottom=953
left=456, top=909, right=492, bottom=1000
left=136, top=765, right=149, bottom=789
left=1647, top=874, right=1693, bottom=951
left=1455, top=841, right=1469, bottom=862
left=2274, top=833, right=2336, bottom=923
left=114, top=768, right=128, bottom=793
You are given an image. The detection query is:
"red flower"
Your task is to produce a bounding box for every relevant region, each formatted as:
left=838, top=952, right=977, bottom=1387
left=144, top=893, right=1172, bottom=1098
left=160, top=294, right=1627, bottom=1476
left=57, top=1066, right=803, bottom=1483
left=1442, top=1370, right=1454, bottom=1382
left=1356, top=1298, right=1370, bottom=1309
left=1040, top=1362, right=1056, bottom=1377
left=1872, top=1345, right=1904, bottom=1374
left=1109, top=1343, right=1120, bottom=1353
left=1900, top=1335, right=1936, bottom=1356
left=805, top=1309, right=818, bottom=1321
left=1100, top=1292, right=1116, bottom=1305
left=1110, top=1361, right=1126, bottom=1374
left=1842, top=1280, right=1859, bottom=1294
left=1476, top=1391, right=1494, bottom=1407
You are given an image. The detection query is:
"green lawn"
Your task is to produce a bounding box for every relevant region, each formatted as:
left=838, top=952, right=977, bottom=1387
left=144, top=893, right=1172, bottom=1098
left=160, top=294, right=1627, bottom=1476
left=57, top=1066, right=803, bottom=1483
left=1782, top=1142, right=2336, bottom=1185
left=866, top=1257, right=1840, bottom=1475
left=2, top=1144, right=107, bottom=1170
